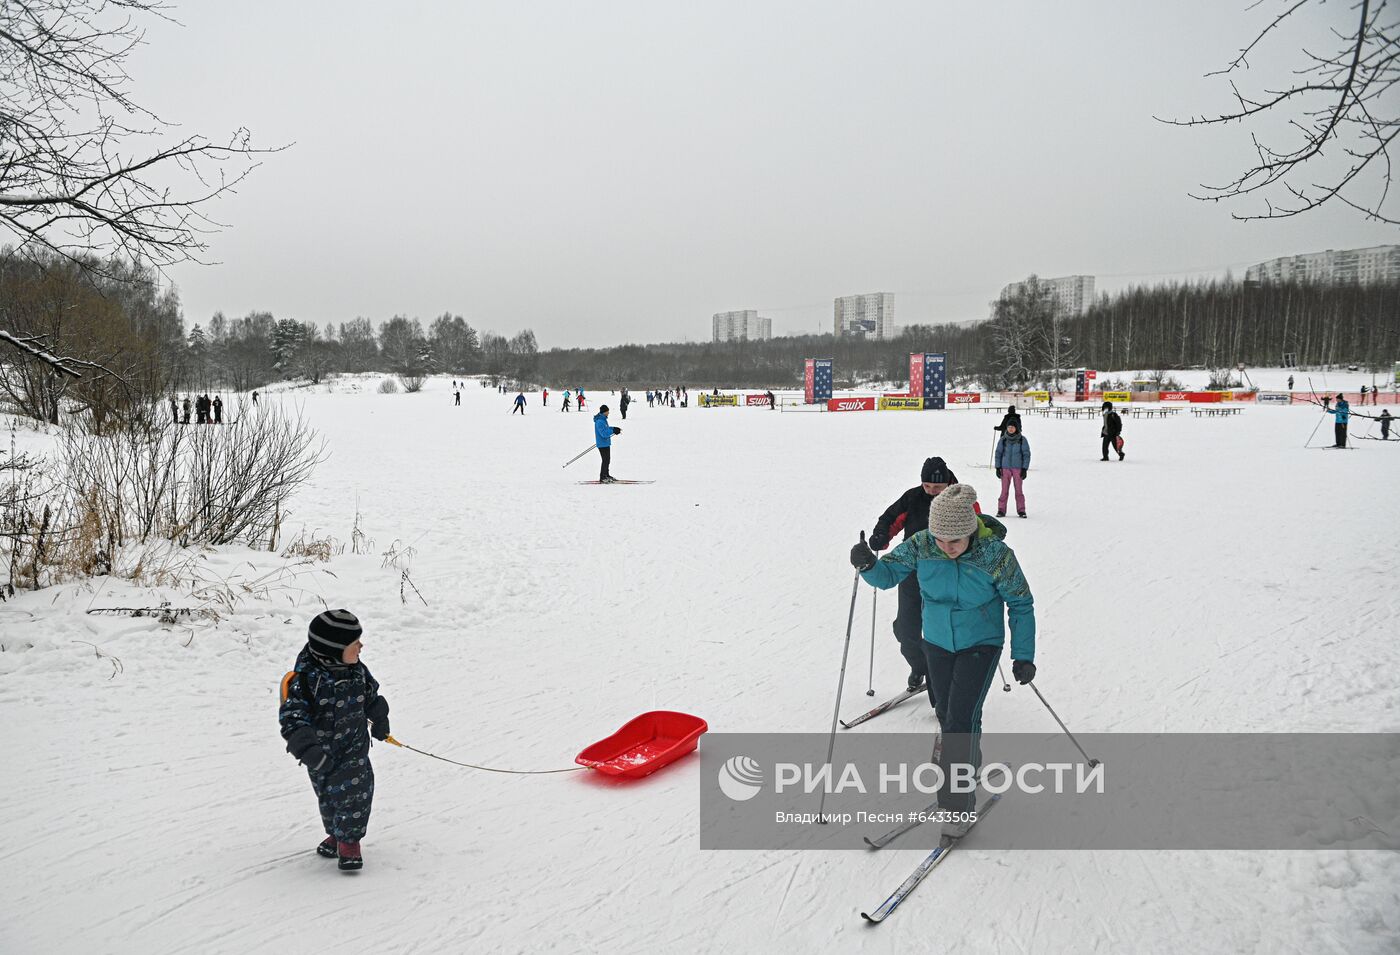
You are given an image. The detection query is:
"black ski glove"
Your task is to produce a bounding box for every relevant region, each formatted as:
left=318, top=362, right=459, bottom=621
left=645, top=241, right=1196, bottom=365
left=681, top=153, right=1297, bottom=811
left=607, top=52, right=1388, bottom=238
left=1012, top=660, right=1036, bottom=685
left=299, top=744, right=330, bottom=772
left=850, top=532, right=876, bottom=571
left=868, top=531, right=889, bottom=552
left=995, top=467, right=1002, bottom=478
left=1021, top=469, right=1028, bottom=480
left=367, top=696, right=391, bottom=741
left=611, top=427, right=622, bottom=435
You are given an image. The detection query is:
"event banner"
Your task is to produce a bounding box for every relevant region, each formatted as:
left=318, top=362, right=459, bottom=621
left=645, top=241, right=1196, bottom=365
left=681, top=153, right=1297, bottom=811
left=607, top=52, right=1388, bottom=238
left=1160, top=391, right=1188, bottom=401
left=811, top=359, right=833, bottom=402
left=828, top=397, right=875, bottom=412
left=699, top=393, right=740, bottom=407
left=1102, top=390, right=1131, bottom=403
left=1074, top=369, right=1097, bottom=402
left=921, top=353, right=946, bottom=410
left=948, top=392, right=981, bottom=404
left=1023, top=390, right=1050, bottom=401
left=878, top=396, right=924, bottom=410
left=744, top=394, right=771, bottom=407
left=908, top=354, right=925, bottom=398
left=1258, top=392, right=1290, bottom=404
left=803, top=358, right=815, bottom=403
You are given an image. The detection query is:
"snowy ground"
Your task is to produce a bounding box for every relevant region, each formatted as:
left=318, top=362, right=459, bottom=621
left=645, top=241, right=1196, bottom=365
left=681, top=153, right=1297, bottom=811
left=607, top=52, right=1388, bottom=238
left=2, top=377, right=1398, bottom=954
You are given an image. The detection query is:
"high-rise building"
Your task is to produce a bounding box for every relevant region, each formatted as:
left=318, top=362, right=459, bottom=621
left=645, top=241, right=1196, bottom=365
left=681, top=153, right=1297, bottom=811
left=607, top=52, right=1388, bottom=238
left=834, top=293, right=895, bottom=339
left=999, top=275, right=1096, bottom=318
left=1245, top=245, right=1400, bottom=285
left=712, top=310, right=772, bottom=342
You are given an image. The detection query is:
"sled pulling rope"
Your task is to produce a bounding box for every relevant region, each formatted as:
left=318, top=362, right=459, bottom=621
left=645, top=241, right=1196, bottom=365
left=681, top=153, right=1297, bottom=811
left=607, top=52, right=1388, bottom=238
left=382, top=735, right=583, bottom=775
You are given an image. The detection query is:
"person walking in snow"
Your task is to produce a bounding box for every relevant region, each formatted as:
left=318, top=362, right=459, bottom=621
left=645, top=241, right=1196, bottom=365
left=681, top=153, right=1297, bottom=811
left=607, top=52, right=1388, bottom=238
left=765, top=389, right=775, bottom=410
left=279, top=609, right=391, bottom=872
left=577, top=389, right=586, bottom=412
left=620, top=389, right=631, bottom=420
left=454, top=388, right=461, bottom=406
left=212, top=395, right=223, bottom=425
left=1288, top=375, right=1295, bottom=391
left=252, top=390, right=260, bottom=406
left=995, top=422, right=1031, bottom=518
left=1380, top=409, right=1393, bottom=440
left=593, top=404, right=622, bottom=482
left=513, top=392, right=526, bottom=415
left=169, top=396, right=178, bottom=425
left=1100, top=401, right=1124, bottom=461
left=542, top=388, right=549, bottom=407
left=182, top=396, right=192, bottom=424
left=850, top=485, right=1035, bottom=838
left=1330, top=393, right=1351, bottom=448
left=867, top=457, right=992, bottom=698
left=561, top=390, right=572, bottom=412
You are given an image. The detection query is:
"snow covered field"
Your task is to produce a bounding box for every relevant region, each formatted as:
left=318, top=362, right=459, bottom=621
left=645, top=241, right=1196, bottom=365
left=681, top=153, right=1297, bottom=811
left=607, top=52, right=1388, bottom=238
left=2, top=377, right=1398, bottom=954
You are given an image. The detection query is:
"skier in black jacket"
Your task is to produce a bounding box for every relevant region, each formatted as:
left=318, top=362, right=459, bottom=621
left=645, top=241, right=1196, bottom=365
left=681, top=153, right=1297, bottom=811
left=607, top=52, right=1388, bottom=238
left=994, top=404, right=1022, bottom=434
left=867, top=457, right=969, bottom=696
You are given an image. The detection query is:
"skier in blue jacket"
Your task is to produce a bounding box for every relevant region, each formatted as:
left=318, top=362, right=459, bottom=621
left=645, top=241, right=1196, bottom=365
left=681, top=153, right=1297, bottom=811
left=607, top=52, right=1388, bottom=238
left=849, top=484, right=1036, bottom=838
left=994, top=423, right=1031, bottom=518
left=1330, top=394, right=1350, bottom=448
left=594, top=405, right=621, bottom=482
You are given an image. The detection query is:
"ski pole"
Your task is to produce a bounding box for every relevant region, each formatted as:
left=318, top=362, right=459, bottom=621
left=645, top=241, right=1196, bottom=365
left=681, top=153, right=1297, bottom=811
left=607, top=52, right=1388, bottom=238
left=866, top=585, right=877, bottom=697
left=997, top=661, right=1011, bottom=692
left=819, top=538, right=865, bottom=822
left=561, top=443, right=597, bottom=468
left=1026, top=682, right=1100, bottom=767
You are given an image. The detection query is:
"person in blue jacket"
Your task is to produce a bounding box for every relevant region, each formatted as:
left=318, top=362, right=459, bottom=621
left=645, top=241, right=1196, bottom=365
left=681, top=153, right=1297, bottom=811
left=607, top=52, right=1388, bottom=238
left=994, top=422, right=1031, bottom=518
left=594, top=404, right=622, bottom=482
left=512, top=392, right=527, bottom=415
left=1330, top=393, right=1350, bottom=448
left=849, top=484, right=1036, bottom=838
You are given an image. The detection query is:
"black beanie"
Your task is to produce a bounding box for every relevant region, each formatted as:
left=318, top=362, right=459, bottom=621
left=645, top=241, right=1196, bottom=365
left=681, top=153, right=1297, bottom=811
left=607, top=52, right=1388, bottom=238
left=920, top=456, right=957, bottom=484
left=599, top=404, right=609, bottom=414
left=1102, top=401, right=1112, bottom=410
left=308, top=609, right=362, bottom=653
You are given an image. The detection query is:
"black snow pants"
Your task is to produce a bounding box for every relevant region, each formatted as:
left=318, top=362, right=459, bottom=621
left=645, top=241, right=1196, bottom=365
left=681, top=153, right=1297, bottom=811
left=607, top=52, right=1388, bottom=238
left=893, top=575, right=931, bottom=690
left=599, top=446, right=611, bottom=480
left=922, top=643, right=1000, bottom=812
left=309, top=756, right=374, bottom=843
left=1334, top=422, right=1348, bottom=448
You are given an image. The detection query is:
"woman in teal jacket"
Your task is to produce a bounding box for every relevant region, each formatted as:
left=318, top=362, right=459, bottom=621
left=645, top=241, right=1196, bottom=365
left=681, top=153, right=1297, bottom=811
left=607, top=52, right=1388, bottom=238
left=850, top=484, right=1036, bottom=836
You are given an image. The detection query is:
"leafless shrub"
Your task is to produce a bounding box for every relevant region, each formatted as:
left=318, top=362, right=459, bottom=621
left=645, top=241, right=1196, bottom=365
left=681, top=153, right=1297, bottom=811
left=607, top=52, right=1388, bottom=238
left=398, top=374, right=425, bottom=393
left=281, top=527, right=342, bottom=562
left=377, top=378, right=398, bottom=394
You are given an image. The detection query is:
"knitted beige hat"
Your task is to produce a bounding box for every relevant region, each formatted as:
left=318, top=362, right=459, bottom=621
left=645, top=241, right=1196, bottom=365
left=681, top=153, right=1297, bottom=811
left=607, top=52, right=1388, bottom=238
left=929, top=484, right=980, bottom=541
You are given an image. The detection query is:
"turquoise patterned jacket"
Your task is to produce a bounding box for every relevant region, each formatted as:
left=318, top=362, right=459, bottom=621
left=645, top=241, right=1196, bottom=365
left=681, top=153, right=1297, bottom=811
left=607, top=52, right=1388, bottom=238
left=860, top=517, right=1036, bottom=661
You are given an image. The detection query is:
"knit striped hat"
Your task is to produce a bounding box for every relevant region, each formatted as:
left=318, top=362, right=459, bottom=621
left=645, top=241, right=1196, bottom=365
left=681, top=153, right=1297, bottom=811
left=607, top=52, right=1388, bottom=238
left=308, top=609, right=362, bottom=652
left=929, top=484, right=980, bottom=541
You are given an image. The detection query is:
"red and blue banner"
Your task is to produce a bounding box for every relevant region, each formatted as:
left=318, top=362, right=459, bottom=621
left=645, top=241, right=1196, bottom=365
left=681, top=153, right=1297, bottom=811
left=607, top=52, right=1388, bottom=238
left=922, top=353, right=947, bottom=410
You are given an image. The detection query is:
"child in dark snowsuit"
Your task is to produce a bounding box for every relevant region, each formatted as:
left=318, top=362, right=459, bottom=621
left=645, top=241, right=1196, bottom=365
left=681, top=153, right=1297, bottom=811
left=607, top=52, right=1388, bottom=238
left=279, top=609, right=390, bottom=872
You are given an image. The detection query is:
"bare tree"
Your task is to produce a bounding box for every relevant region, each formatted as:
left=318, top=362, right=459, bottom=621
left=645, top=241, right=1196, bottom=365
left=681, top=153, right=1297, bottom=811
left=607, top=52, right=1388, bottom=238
left=1165, top=0, right=1399, bottom=224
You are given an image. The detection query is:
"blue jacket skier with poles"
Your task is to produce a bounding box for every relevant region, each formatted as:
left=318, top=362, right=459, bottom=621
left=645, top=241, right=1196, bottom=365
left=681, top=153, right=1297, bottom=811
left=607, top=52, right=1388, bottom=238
left=594, top=405, right=621, bottom=483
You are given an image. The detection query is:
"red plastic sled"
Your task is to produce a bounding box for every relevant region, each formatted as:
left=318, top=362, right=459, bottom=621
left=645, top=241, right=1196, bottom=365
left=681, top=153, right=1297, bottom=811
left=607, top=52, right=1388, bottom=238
left=575, top=711, right=708, bottom=779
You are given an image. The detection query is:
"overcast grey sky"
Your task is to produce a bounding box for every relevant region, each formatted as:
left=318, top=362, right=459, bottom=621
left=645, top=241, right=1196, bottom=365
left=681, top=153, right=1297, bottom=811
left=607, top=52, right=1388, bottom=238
left=137, top=1, right=1397, bottom=348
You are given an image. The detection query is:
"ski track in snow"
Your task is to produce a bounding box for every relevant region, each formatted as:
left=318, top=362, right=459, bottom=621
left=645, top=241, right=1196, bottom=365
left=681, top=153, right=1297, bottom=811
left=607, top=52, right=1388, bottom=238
left=2, top=374, right=1399, bottom=954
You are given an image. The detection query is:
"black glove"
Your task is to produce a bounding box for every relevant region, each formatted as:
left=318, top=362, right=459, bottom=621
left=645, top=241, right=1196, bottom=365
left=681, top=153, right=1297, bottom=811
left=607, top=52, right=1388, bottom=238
left=299, top=744, right=330, bottom=772
left=1021, top=469, right=1028, bottom=480
left=995, top=467, right=1002, bottom=478
left=868, top=531, right=889, bottom=552
left=1012, top=660, right=1036, bottom=685
left=611, top=427, right=621, bottom=435
left=367, top=696, right=390, bottom=741
left=849, top=532, right=876, bottom=571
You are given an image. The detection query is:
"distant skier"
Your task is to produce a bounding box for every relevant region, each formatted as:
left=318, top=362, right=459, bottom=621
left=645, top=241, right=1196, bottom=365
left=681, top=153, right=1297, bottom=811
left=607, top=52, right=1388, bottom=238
left=994, top=422, right=1031, bottom=518
left=851, top=484, right=1035, bottom=838
left=169, top=396, right=178, bottom=425
left=1288, top=375, right=1295, bottom=391
left=646, top=390, right=654, bottom=408
left=454, top=389, right=461, bottom=406
left=1330, top=393, right=1350, bottom=448
left=1380, top=409, right=1393, bottom=439
left=994, top=404, right=1022, bottom=434
left=542, top=388, right=549, bottom=407
left=620, top=389, right=631, bottom=420
left=279, top=609, right=391, bottom=872
left=561, top=390, right=572, bottom=413
left=513, top=392, right=526, bottom=415
left=765, top=389, right=775, bottom=410
left=867, top=457, right=988, bottom=697
left=594, top=405, right=622, bottom=483
left=577, top=389, right=586, bottom=411
left=252, top=390, right=260, bottom=406
left=212, top=395, right=224, bottom=425
left=182, top=396, right=192, bottom=424
left=1101, top=401, right=1124, bottom=461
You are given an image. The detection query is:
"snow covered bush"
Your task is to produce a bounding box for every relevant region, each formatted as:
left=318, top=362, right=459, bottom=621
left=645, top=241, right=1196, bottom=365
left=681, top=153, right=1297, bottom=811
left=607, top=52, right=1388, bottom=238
left=377, top=378, right=398, bottom=394
left=398, top=374, right=425, bottom=393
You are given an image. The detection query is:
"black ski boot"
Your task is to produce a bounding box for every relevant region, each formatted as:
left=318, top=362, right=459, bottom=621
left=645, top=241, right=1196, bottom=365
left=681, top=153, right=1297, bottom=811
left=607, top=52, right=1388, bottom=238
left=907, top=671, right=927, bottom=693
left=337, top=840, right=363, bottom=872
left=316, top=835, right=337, bottom=858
